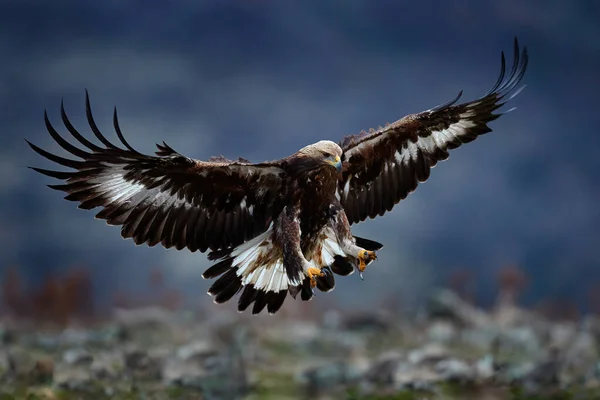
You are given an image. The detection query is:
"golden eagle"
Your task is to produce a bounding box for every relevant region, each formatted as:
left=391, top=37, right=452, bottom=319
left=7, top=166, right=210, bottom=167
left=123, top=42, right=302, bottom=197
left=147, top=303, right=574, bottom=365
left=28, top=39, right=528, bottom=314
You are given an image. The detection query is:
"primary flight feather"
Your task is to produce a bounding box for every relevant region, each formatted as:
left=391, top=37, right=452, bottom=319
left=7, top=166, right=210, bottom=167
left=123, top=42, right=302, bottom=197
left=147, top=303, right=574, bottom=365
left=28, top=38, right=528, bottom=315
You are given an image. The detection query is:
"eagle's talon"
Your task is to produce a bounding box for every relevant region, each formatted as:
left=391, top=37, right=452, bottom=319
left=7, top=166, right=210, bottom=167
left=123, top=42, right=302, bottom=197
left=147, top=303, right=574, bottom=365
left=307, top=266, right=324, bottom=288
left=357, top=249, right=377, bottom=277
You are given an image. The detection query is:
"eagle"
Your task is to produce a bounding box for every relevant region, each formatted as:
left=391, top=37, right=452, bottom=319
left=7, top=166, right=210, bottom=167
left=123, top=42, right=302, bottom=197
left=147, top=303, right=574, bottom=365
left=28, top=39, right=528, bottom=315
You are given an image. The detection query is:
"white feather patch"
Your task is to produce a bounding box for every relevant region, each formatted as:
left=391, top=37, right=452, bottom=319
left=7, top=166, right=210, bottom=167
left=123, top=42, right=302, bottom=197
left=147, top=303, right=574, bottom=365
left=426, top=118, right=477, bottom=153
left=419, top=135, right=438, bottom=153
left=230, top=222, right=353, bottom=293
left=318, top=227, right=345, bottom=266
left=89, top=166, right=155, bottom=204
left=231, top=228, right=299, bottom=291
left=342, top=179, right=351, bottom=199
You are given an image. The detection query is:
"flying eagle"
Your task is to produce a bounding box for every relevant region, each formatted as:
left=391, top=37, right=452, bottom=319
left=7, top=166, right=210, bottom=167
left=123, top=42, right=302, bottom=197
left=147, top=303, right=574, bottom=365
left=28, top=39, right=528, bottom=315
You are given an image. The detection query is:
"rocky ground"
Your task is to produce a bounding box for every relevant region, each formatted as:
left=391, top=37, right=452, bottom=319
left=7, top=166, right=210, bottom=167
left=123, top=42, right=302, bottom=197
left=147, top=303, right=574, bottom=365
left=1, top=290, right=600, bottom=399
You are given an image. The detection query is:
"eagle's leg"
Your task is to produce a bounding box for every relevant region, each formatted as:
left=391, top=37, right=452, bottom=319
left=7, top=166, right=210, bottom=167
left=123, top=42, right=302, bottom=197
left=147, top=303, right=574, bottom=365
left=277, top=206, right=324, bottom=292
left=330, top=208, right=379, bottom=279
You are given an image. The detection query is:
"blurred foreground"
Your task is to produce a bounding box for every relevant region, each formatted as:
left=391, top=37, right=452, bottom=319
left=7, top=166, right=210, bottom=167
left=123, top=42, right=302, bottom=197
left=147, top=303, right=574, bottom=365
left=0, top=266, right=599, bottom=399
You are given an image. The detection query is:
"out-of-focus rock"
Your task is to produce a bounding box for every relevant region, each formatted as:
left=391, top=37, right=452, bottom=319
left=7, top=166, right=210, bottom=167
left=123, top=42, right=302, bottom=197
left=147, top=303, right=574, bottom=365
left=163, top=342, right=248, bottom=399
left=162, top=339, right=222, bottom=385
left=54, top=363, right=92, bottom=391
left=435, top=358, right=474, bottom=382
left=493, top=304, right=529, bottom=328
left=340, top=310, right=393, bottom=333
left=584, top=361, right=600, bottom=388
left=60, top=328, right=99, bottom=348
left=460, top=327, right=498, bottom=351
left=90, top=350, right=125, bottom=380
left=62, top=348, right=93, bottom=366
left=522, top=359, right=561, bottom=391
left=363, top=351, right=405, bottom=385
left=176, top=339, right=219, bottom=361
left=262, top=321, right=320, bottom=344
left=92, top=323, right=129, bottom=344
left=427, top=320, right=458, bottom=344
left=365, top=345, right=476, bottom=391
left=27, top=324, right=128, bottom=351
left=113, top=306, right=173, bottom=328
left=393, top=367, right=441, bottom=392
left=261, top=321, right=365, bottom=357
left=426, top=289, right=490, bottom=328
left=497, top=356, right=560, bottom=391
left=582, top=315, right=600, bottom=348
left=163, top=340, right=233, bottom=380
left=7, top=348, right=35, bottom=378
left=28, top=334, right=60, bottom=351
left=29, top=357, right=54, bottom=384
left=562, top=330, right=598, bottom=377
left=124, top=348, right=161, bottom=380
left=0, top=350, right=10, bottom=375
left=495, top=327, right=541, bottom=356
left=297, top=361, right=361, bottom=395
left=475, top=354, right=495, bottom=381
left=496, top=361, right=536, bottom=384
left=0, top=324, right=16, bottom=345
left=547, top=322, right=577, bottom=349
left=408, top=343, right=450, bottom=365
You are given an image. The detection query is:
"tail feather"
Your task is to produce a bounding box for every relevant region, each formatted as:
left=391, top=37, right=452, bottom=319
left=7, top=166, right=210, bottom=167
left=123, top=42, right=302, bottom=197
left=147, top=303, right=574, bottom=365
left=300, top=279, right=314, bottom=301
left=208, top=268, right=243, bottom=304
left=204, top=228, right=296, bottom=314
left=252, top=290, right=287, bottom=315
left=237, top=285, right=258, bottom=312
left=267, top=291, right=287, bottom=314
left=213, top=278, right=243, bottom=304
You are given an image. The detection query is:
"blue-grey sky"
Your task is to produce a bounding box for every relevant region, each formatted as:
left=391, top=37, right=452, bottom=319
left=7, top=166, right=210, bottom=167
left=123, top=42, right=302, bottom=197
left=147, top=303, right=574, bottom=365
left=1, top=1, right=599, bottom=311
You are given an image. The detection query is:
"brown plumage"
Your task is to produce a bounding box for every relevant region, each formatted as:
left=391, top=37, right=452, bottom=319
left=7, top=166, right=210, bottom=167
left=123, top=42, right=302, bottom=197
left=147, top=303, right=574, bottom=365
left=339, top=38, right=528, bottom=223
left=28, top=38, right=528, bottom=314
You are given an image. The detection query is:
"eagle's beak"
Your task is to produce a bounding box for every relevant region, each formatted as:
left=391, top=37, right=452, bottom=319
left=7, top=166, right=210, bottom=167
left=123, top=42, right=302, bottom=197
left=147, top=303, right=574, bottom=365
left=325, top=155, right=342, bottom=171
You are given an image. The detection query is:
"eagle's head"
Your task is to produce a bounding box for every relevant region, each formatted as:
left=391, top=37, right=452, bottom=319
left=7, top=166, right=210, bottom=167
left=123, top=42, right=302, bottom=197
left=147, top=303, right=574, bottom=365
left=297, top=140, right=343, bottom=172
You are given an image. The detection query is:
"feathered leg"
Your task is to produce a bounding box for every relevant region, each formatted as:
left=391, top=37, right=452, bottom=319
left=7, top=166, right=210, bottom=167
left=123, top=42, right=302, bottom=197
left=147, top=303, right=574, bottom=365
left=276, top=205, right=324, bottom=292
left=329, top=208, right=382, bottom=279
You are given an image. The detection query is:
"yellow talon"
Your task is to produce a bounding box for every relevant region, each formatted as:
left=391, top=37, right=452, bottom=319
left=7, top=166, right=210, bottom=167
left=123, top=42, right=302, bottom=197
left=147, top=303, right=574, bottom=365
left=307, top=267, right=325, bottom=288
left=358, top=250, right=377, bottom=273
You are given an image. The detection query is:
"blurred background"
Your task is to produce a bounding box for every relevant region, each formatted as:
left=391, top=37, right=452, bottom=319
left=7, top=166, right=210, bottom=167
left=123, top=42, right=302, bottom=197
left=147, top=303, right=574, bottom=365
left=0, top=1, right=599, bottom=398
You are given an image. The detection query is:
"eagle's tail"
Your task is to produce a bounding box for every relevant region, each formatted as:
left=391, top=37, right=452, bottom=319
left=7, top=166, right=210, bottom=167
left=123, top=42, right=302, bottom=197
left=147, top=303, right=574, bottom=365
left=203, top=229, right=291, bottom=315
left=203, top=227, right=343, bottom=314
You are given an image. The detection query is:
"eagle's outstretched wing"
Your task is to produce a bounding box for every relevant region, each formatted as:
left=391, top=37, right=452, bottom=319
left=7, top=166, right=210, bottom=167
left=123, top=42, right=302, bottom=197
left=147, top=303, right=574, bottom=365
left=338, top=38, right=528, bottom=224
left=28, top=92, right=287, bottom=252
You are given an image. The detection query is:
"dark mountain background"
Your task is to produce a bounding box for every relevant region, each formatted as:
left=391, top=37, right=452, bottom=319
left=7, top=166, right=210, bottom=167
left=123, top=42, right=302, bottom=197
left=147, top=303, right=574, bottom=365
left=1, top=0, right=598, bottom=313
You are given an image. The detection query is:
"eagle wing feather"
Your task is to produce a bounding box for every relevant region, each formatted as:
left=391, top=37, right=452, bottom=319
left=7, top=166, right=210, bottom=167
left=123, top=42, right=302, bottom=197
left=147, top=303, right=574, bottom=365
left=338, top=37, right=528, bottom=224
left=28, top=91, right=287, bottom=252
